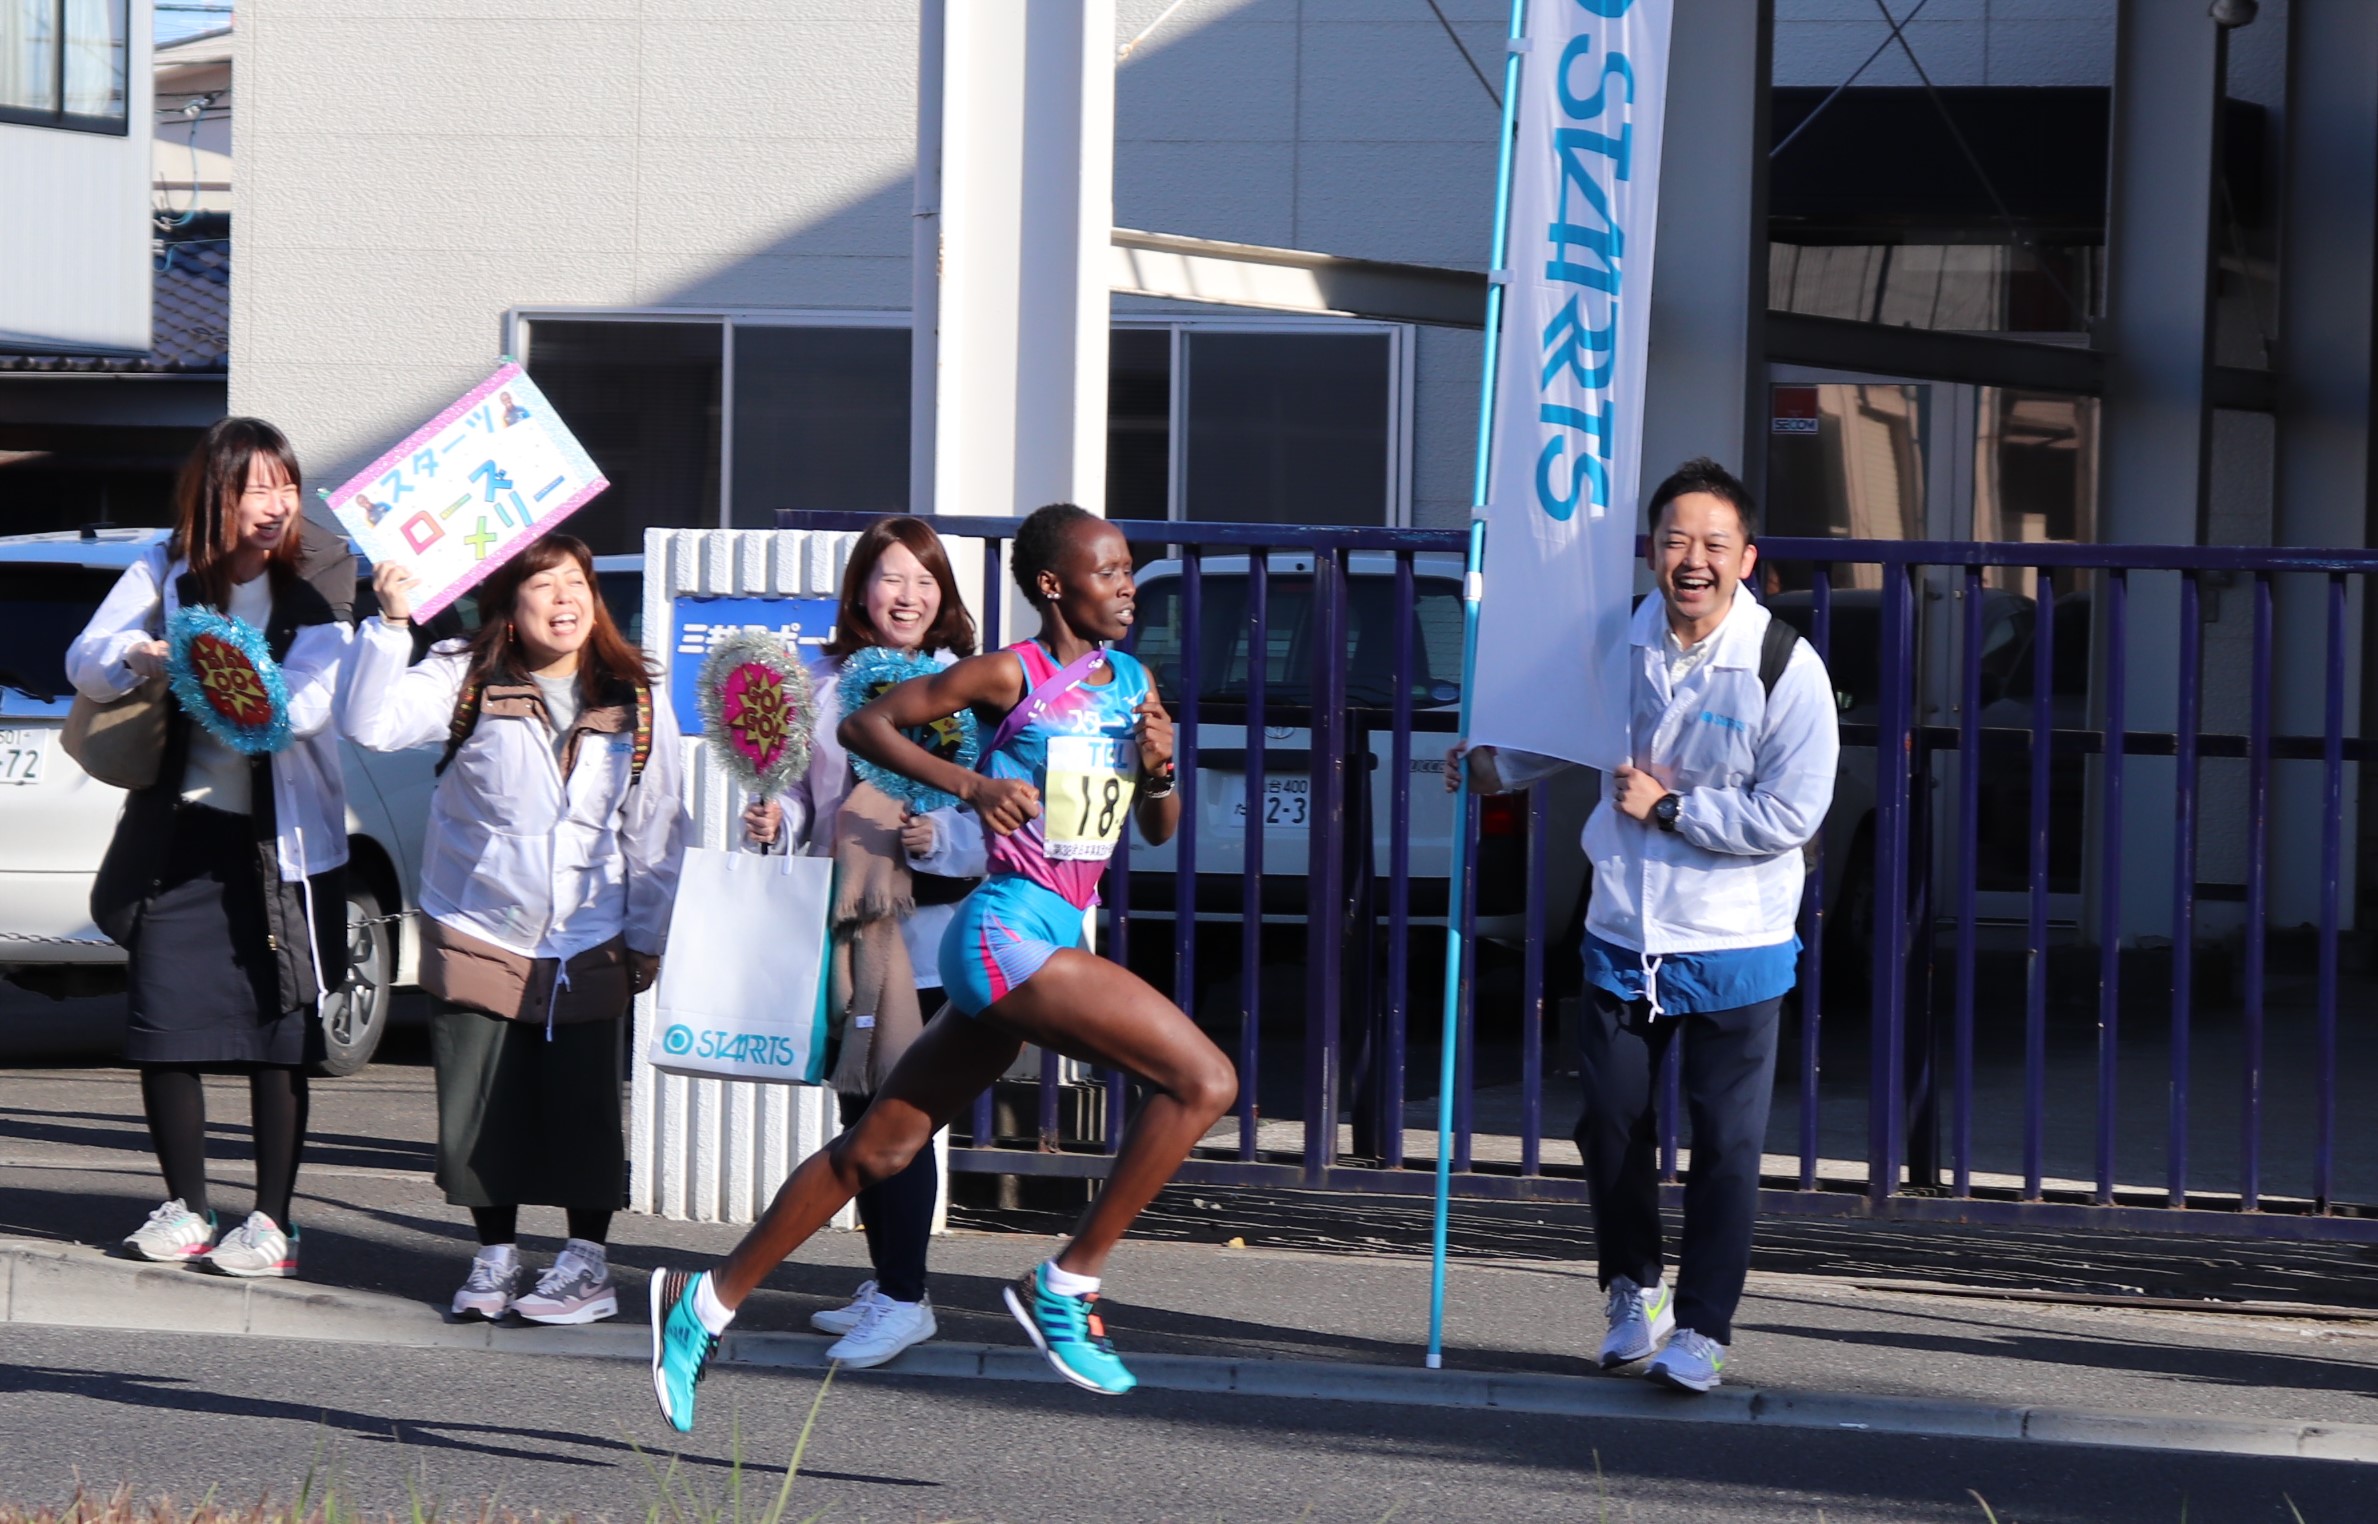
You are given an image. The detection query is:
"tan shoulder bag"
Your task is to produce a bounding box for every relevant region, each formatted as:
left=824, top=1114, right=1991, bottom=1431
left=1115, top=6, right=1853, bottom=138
left=62, top=676, right=169, bottom=791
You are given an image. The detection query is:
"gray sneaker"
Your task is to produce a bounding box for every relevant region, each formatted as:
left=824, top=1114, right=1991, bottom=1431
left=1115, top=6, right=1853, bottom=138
left=123, top=1199, right=216, bottom=1263
left=451, top=1249, right=524, bottom=1321
left=510, top=1242, right=618, bottom=1325
left=205, top=1211, right=297, bottom=1278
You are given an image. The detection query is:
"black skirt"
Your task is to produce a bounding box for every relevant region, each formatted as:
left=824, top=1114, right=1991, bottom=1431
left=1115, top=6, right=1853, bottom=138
left=124, top=804, right=323, bottom=1067
left=430, top=1003, right=626, bottom=1211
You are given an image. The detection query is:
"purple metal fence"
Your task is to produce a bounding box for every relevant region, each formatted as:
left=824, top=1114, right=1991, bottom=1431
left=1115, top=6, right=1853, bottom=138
left=779, top=510, right=2378, bottom=1242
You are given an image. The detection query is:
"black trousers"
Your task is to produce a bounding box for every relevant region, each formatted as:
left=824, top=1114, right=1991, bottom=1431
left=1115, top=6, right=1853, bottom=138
left=837, top=1091, right=935, bottom=1304
left=1573, top=984, right=1782, bottom=1345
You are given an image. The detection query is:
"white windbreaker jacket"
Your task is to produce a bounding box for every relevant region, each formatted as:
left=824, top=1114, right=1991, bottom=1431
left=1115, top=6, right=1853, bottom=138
left=343, top=617, right=687, bottom=960
left=1505, top=583, right=1839, bottom=956
left=67, top=545, right=350, bottom=882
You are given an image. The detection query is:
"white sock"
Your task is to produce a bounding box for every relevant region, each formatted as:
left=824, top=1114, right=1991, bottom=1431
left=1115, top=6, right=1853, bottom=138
left=1041, top=1260, right=1100, bottom=1299
left=562, top=1237, right=607, bottom=1269
left=691, top=1271, right=736, bottom=1336
left=474, top=1242, right=519, bottom=1268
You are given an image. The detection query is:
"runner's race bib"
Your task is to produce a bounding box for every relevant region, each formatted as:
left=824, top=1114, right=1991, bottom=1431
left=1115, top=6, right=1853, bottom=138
left=1044, top=735, right=1136, bottom=861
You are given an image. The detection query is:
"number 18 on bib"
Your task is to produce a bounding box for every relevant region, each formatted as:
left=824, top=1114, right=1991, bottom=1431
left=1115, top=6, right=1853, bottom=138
left=1045, top=734, right=1135, bottom=861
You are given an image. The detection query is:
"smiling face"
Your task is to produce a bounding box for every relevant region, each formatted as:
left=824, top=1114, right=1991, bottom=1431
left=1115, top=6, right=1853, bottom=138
left=1037, top=521, right=1137, bottom=644
left=862, top=540, right=942, bottom=654
left=231, top=453, right=301, bottom=558
left=1648, top=490, right=1757, bottom=643
left=509, top=557, right=595, bottom=671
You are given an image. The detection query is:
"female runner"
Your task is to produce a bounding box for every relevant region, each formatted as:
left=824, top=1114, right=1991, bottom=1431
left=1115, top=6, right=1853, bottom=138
left=650, top=503, right=1236, bottom=1427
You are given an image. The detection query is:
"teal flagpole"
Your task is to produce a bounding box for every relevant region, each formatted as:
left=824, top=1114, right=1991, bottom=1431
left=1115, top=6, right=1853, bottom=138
left=1428, top=0, right=1529, bottom=1373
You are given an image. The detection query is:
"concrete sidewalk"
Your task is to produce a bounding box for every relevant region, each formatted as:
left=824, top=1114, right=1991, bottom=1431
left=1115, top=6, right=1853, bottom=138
left=4, top=1035, right=2378, bottom=1469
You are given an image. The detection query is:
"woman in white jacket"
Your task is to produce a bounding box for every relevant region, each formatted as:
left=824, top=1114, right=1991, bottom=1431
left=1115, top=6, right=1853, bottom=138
left=348, top=534, right=686, bottom=1326
left=742, top=516, right=985, bottom=1368
left=68, top=418, right=350, bottom=1279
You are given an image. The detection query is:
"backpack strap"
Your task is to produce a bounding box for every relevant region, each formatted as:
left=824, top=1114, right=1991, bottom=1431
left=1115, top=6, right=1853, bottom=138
left=629, top=678, right=653, bottom=785
left=437, top=669, right=653, bottom=783
left=435, top=673, right=485, bottom=777
left=1758, top=617, right=1801, bottom=700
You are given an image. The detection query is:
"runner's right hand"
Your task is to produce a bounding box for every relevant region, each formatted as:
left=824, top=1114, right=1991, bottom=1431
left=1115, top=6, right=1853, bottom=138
left=966, top=776, right=1043, bottom=837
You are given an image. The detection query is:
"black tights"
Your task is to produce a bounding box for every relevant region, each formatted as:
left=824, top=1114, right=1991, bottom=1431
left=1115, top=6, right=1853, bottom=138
left=138, top=1064, right=308, bottom=1229
left=839, top=1091, right=936, bottom=1303
left=470, top=1206, right=612, bottom=1247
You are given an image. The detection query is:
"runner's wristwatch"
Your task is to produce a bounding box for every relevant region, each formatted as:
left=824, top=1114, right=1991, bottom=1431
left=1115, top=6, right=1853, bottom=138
left=1652, top=792, right=1681, bottom=832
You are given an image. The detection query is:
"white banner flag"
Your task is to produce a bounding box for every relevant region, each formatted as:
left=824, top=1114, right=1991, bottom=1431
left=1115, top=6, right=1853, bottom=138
left=1470, top=0, right=1672, bottom=770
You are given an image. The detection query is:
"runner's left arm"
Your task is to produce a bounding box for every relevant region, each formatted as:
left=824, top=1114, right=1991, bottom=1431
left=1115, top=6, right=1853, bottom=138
left=1131, top=690, right=1181, bottom=846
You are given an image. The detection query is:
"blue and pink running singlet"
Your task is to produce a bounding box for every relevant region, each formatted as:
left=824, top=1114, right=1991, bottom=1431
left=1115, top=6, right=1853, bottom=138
left=938, top=640, right=1154, bottom=1016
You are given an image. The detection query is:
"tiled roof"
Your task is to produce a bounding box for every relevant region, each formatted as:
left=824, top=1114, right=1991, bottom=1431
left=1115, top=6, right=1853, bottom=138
left=0, top=241, right=229, bottom=375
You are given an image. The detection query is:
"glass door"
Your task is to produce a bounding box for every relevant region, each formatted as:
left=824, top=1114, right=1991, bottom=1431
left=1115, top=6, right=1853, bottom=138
left=1764, top=368, right=2099, bottom=927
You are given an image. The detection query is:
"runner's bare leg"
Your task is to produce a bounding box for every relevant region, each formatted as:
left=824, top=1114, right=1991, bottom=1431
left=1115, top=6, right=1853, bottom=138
left=709, top=1008, right=1020, bottom=1307
left=972, top=949, right=1236, bottom=1280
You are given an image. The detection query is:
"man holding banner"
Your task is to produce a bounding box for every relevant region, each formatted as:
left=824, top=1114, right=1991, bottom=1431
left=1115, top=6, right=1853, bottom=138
left=1456, top=460, right=1838, bottom=1392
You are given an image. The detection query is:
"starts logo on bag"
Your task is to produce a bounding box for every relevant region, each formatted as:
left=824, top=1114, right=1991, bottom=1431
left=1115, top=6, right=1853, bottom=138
left=661, top=1023, right=807, bottom=1068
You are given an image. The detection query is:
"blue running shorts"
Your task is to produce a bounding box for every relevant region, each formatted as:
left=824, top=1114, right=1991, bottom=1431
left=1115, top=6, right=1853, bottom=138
left=938, top=874, right=1087, bottom=1017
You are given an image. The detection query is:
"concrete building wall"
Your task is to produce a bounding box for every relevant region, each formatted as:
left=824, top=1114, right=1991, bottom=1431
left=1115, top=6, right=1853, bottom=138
left=0, top=8, right=154, bottom=354
left=234, top=2, right=2313, bottom=540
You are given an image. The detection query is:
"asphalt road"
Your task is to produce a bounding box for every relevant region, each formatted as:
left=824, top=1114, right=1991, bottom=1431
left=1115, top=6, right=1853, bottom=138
left=0, top=1324, right=2366, bottom=1524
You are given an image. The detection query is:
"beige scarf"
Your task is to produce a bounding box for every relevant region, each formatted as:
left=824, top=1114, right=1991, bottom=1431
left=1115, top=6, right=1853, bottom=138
left=827, top=781, right=924, bottom=1095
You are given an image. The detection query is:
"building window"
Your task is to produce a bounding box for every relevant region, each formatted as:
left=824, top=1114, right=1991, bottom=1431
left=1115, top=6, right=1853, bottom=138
left=731, top=323, right=910, bottom=521
left=516, top=311, right=1410, bottom=552
left=1108, top=320, right=1409, bottom=527
left=522, top=319, right=723, bottom=556
left=1, top=0, right=130, bottom=134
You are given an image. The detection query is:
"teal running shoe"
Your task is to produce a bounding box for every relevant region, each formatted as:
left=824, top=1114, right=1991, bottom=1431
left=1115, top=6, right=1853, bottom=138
left=1002, top=1265, right=1137, bottom=1395
left=650, top=1267, right=721, bottom=1433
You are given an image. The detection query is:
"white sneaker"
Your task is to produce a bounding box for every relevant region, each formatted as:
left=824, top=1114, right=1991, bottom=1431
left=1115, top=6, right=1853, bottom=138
left=451, top=1247, right=524, bottom=1321
left=1644, top=1328, right=1726, bottom=1393
left=824, top=1293, right=936, bottom=1369
left=810, top=1279, right=883, bottom=1336
left=510, top=1241, right=619, bottom=1325
left=123, top=1199, right=216, bottom=1263
left=1598, top=1275, right=1675, bottom=1369
left=205, top=1211, right=297, bottom=1278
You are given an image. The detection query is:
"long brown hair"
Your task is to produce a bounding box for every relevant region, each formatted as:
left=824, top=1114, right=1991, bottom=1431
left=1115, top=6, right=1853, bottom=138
left=460, top=535, right=650, bottom=704
left=821, top=516, right=977, bottom=660
left=168, top=417, right=306, bottom=609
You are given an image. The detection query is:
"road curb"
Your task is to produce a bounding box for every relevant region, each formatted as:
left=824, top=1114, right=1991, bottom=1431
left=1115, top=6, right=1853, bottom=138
left=6, top=1239, right=2371, bottom=1464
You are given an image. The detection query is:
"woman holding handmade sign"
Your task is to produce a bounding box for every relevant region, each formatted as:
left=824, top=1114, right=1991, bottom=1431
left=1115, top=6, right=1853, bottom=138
left=728, top=516, right=985, bottom=1369
left=67, top=418, right=350, bottom=1278
left=347, top=534, right=686, bottom=1325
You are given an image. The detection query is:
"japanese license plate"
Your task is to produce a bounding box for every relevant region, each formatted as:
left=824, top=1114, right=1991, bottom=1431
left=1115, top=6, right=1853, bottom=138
left=0, top=728, right=49, bottom=786
left=1232, top=775, right=1309, bottom=830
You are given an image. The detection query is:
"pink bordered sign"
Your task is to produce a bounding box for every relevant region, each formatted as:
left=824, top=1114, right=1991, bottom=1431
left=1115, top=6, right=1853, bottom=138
left=324, top=362, right=608, bottom=622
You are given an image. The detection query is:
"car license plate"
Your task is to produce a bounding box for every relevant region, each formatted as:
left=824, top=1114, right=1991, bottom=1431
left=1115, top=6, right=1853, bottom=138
left=0, top=728, right=48, bottom=786
left=1230, top=775, right=1309, bottom=830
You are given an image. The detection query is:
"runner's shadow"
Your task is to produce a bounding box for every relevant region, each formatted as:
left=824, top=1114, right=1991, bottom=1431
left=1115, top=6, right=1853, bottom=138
left=0, top=1363, right=933, bottom=1489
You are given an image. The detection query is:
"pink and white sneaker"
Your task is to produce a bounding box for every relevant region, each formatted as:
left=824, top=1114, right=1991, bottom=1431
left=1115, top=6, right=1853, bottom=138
left=123, top=1199, right=215, bottom=1262
left=205, top=1211, right=298, bottom=1278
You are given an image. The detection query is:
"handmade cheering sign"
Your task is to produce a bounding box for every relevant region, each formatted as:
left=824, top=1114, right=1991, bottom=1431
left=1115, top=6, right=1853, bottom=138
left=165, top=607, right=292, bottom=755
left=696, top=630, right=818, bottom=795
left=837, top=646, right=978, bottom=813
left=323, top=362, right=606, bottom=622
